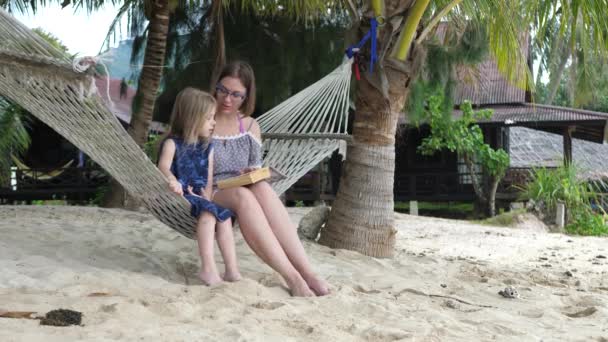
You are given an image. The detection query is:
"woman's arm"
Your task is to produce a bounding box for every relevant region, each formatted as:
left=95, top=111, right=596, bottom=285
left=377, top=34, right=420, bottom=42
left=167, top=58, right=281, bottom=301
left=158, top=139, right=183, bottom=195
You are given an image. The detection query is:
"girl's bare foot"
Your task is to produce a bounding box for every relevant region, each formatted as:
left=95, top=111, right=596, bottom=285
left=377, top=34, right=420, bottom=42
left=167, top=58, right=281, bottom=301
left=286, top=274, right=315, bottom=297
left=304, top=275, right=330, bottom=296
left=222, top=270, right=242, bottom=282
left=199, top=270, right=223, bottom=286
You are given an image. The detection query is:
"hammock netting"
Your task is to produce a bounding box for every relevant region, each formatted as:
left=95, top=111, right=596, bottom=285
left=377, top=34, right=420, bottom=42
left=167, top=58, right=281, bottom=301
left=0, top=9, right=351, bottom=239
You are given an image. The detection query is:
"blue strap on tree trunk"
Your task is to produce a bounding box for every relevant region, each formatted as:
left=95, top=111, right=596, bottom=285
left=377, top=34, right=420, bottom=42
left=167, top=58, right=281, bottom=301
left=345, top=18, right=378, bottom=73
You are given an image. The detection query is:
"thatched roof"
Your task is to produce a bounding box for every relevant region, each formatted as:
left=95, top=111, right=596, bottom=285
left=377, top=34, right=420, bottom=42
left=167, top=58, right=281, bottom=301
left=509, top=127, right=608, bottom=179
left=433, top=23, right=529, bottom=106
left=454, top=103, right=608, bottom=143
left=453, top=57, right=527, bottom=106
left=455, top=103, right=608, bottom=124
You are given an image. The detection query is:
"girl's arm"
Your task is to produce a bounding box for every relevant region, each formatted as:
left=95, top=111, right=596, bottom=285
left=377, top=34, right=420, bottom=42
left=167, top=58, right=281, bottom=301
left=158, top=139, right=183, bottom=196
left=204, top=149, right=214, bottom=200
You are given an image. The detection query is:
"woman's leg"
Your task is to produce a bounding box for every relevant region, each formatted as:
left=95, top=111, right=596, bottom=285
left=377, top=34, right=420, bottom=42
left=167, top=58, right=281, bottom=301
left=196, top=212, right=222, bottom=286
left=213, top=187, right=314, bottom=297
left=248, top=181, right=330, bottom=296
left=215, top=218, right=241, bottom=282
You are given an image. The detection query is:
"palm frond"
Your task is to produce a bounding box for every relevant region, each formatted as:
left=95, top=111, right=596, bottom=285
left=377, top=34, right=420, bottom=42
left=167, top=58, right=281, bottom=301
left=0, top=0, right=52, bottom=14
left=529, top=0, right=608, bottom=106
left=222, top=0, right=346, bottom=22
left=0, top=98, right=31, bottom=183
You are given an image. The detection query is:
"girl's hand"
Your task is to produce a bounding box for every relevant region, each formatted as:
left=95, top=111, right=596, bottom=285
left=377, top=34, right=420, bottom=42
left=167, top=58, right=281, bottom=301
left=169, top=180, right=183, bottom=196
left=240, top=167, right=259, bottom=175
left=187, top=186, right=202, bottom=198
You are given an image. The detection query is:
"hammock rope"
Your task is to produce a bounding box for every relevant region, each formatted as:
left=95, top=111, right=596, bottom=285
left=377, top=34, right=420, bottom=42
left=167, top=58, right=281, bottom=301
left=0, top=9, right=352, bottom=239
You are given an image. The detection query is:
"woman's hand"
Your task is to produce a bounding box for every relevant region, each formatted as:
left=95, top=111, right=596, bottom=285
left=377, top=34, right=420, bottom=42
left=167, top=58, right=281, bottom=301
left=169, top=179, right=183, bottom=196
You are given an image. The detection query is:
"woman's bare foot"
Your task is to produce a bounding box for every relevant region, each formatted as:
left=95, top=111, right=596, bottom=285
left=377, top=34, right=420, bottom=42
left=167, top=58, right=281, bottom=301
left=286, top=274, right=315, bottom=297
left=222, top=270, right=242, bottom=282
left=304, top=275, right=330, bottom=296
left=199, top=270, right=223, bottom=286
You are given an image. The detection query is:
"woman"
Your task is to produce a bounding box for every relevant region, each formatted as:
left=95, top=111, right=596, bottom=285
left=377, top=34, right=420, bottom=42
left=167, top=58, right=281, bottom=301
left=211, top=61, right=329, bottom=297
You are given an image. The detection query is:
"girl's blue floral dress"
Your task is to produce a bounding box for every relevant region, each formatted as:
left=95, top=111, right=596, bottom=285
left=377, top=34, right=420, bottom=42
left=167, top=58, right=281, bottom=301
left=162, top=137, right=233, bottom=221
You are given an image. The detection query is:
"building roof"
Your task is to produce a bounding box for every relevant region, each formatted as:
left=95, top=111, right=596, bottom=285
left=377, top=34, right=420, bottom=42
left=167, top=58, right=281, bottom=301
left=455, top=103, right=608, bottom=124
left=94, top=76, right=167, bottom=133
left=453, top=57, right=527, bottom=106
left=454, top=103, right=608, bottom=143
left=509, top=127, right=608, bottom=180
left=432, top=22, right=529, bottom=106
left=403, top=103, right=608, bottom=143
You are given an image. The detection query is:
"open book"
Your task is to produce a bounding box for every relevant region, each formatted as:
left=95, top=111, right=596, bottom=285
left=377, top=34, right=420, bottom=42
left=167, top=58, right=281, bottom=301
left=217, top=167, right=286, bottom=190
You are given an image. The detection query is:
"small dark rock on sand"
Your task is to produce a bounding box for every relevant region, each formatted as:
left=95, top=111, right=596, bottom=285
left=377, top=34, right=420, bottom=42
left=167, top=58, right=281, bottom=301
left=40, top=309, right=82, bottom=327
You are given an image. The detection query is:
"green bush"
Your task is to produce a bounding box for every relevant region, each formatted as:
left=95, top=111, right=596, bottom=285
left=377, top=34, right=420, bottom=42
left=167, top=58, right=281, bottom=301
left=567, top=210, right=607, bottom=236
left=524, top=165, right=607, bottom=236
left=145, top=133, right=163, bottom=162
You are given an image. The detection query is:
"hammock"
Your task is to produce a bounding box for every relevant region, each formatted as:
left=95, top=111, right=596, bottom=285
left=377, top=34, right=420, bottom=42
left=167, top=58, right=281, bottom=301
left=11, top=154, right=74, bottom=180
left=0, top=9, right=352, bottom=239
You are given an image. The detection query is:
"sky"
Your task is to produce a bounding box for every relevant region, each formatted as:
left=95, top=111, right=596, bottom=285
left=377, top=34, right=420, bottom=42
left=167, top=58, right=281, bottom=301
left=13, top=4, right=129, bottom=57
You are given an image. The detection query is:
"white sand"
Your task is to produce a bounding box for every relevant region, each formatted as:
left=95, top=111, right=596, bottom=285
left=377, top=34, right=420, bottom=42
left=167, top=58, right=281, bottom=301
left=0, top=205, right=607, bottom=341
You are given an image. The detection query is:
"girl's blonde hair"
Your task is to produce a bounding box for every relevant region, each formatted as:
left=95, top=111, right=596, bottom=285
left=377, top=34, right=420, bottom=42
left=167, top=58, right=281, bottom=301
left=168, top=87, right=216, bottom=144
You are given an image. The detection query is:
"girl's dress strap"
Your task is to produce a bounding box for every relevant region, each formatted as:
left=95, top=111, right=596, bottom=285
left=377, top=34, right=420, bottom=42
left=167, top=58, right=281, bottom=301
left=237, top=115, right=245, bottom=134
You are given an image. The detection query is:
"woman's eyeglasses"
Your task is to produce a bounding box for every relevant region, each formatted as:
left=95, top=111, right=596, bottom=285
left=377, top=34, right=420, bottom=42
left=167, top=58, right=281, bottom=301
left=215, top=84, right=247, bottom=101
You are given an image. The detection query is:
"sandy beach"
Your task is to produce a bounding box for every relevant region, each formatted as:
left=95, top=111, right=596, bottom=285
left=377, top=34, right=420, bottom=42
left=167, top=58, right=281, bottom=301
left=0, top=205, right=607, bottom=341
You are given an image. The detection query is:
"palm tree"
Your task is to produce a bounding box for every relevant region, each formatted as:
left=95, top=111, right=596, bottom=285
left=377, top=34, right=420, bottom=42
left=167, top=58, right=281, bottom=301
left=318, top=0, right=608, bottom=257
left=0, top=28, right=69, bottom=187
left=101, top=0, right=176, bottom=207
left=532, top=1, right=608, bottom=107
left=0, top=99, right=30, bottom=187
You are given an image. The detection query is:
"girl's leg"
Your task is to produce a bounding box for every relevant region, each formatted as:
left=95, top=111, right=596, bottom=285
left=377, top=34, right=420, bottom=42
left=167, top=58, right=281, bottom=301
left=213, top=187, right=314, bottom=297
left=248, top=181, right=330, bottom=296
left=196, top=212, right=222, bottom=286
left=215, top=218, right=241, bottom=282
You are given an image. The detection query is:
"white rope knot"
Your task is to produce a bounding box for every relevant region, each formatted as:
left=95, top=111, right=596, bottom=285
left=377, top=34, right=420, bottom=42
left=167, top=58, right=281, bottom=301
left=72, top=56, right=97, bottom=73
left=72, top=56, right=114, bottom=110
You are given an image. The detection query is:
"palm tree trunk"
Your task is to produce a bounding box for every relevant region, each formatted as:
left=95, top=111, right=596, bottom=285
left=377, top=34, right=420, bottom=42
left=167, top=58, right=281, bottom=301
left=319, top=0, right=425, bottom=258
left=103, top=0, right=170, bottom=208
left=568, top=52, right=577, bottom=106
left=319, top=60, right=416, bottom=257
left=209, top=0, right=226, bottom=88
left=129, top=0, right=170, bottom=147
left=545, top=49, right=570, bottom=105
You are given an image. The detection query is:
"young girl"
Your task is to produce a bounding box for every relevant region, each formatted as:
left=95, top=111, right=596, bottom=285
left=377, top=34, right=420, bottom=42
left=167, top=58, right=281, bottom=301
left=158, top=87, right=241, bottom=286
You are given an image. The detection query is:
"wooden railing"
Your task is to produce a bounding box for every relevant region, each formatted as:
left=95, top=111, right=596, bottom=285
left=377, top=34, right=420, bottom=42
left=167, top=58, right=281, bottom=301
left=394, top=172, right=478, bottom=201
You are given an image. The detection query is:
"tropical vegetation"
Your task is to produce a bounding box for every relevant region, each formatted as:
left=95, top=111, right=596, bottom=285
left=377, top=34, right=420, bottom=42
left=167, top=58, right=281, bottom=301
left=524, top=165, right=607, bottom=236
